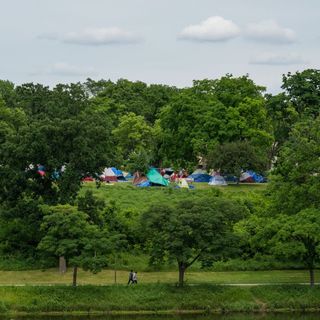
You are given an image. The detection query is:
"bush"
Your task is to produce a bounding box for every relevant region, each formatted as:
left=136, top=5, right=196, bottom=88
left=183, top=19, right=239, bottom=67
left=0, top=255, right=56, bottom=271
left=210, top=257, right=306, bottom=271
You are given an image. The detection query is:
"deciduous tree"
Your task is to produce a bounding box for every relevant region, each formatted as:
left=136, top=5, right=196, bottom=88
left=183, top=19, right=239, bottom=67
left=38, top=205, right=112, bottom=286
left=142, top=198, right=246, bottom=286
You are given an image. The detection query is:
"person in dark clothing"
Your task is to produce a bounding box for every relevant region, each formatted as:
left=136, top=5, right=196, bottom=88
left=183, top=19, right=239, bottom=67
left=127, top=270, right=134, bottom=285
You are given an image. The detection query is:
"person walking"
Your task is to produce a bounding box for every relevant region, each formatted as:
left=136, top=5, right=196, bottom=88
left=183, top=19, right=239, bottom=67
left=132, top=271, right=138, bottom=284
left=127, top=270, right=134, bottom=285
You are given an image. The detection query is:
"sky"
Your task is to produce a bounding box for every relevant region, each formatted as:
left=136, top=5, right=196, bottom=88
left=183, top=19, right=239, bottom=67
left=0, top=0, right=319, bottom=93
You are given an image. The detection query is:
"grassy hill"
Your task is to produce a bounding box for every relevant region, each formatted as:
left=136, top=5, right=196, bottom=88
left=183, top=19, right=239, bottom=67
left=81, top=181, right=267, bottom=211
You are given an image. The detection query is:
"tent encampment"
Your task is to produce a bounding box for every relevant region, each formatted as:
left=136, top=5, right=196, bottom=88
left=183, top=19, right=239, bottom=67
left=188, top=169, right=211, bottom=182
left=209, top=174, right=227, bottom=186
left=147, top=168, right=170, bottom=186
left=133, top=169, right=170, bottom=187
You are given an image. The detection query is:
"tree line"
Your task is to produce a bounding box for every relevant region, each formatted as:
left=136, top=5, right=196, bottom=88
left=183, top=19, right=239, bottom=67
left=0, top=69, right=320, bottom=286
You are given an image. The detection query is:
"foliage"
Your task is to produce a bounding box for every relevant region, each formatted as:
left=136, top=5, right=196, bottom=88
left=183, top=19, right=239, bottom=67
left=0, top=83, right=118, bottom=258
left=77, top=190, right=106, bottom=227
left=271, top=209, right=320, bottom=286
left=265, top=93, right=298, bottom=158
left=38, top=205, right=112, bottom=285
left=207, top=140, right=268, bottom=179
left=158, top=88, right=225, bottom=166
left=142, top=197, right=247, bottom=285
left=84, top=78, right=178, bottom=123
left=282, top=69, right=320, bottom=119
left=268, top=118, right=320, bottom=215
left=2, top=70, right=320, bottom=276
left=0, top=198, right=44, bottom=256
left=193, top=74, right=266, bottom=105
left=158, top=75, right=272, bottom=167
left=112, top=112, right=156, bottom=162
left=126, top=149, right=154, bottom=173
left=0, top=83, right=115, bottom=205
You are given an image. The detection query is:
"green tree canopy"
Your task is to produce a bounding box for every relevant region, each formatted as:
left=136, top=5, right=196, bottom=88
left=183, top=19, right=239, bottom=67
left=84, top=78, right=177, bottom=123
left=158, top=75, right=273, bottom=167
left=112, top=112, right=155, bottom=162
left=38, top=205, right=112, bottom=286
left=271, top=209, right=320, bottom=286
left=142, top=197, right=246, bottom=286
left=207, top=140, right=268, bottom=180
left=269, top=117, right=320, bottom=215
left=282, top=69, right=320, bottom=119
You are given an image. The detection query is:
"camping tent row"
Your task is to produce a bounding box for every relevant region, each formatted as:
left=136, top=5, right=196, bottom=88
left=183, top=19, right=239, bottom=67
left=133, top=168, right=170, bottom=187
left=187, top=169, right=265, bottom=184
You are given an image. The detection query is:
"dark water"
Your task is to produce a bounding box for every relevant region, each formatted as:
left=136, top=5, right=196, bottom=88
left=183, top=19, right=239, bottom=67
left=1, top=314, right=320, bottom=320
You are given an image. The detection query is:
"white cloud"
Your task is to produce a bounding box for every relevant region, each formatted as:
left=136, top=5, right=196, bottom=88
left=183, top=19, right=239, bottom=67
left=31, top=62, right=97, bottom=77
left=179, top=16, right=240, bottom=42
left=39, top=27, right=141, bottom=45
left=245, top=20, right=296, bottom=44
left=250, top=52, right=305, bottom=65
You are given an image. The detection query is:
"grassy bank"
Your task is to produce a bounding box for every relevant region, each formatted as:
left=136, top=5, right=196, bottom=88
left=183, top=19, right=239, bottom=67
left=0, top=284, right=320, bottom=314
left=81, top=182, right=267, bottom=211
left=0, top=269, right=318, bottom=286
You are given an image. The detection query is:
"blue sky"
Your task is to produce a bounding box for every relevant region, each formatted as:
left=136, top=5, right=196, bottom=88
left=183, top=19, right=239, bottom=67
left=0, top=0, right=319, bottom=92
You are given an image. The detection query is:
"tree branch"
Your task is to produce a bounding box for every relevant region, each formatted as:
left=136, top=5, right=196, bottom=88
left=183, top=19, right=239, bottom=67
left=186, top=249, right=206, bottom=268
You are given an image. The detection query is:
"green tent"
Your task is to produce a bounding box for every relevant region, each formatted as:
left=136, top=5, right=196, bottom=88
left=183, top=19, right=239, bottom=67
left=147, top=168, right=170, bottom=186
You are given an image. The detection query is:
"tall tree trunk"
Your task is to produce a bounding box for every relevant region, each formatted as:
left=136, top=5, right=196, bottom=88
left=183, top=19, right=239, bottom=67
left=59, top=256, right=67, bottom=273
left=72, top=266, right=78, bottom=287
left=178, top=263, right=185, bottom=287
left=309, top=268, right=315, bottom=287
left=114, top=253, right=117, bottom=284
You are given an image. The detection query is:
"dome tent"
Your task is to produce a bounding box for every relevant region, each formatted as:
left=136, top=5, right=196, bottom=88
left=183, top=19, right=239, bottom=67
left=133, top=172, right=149, bottom=186
left=147, top=168, right=170, bottom=186
left=188, top=169, right=211, bottom=182
left=101, top=167, right=117, bottom=182
left=177, top=178, right=190, bottom=189
left=209, top=174, right=227, bottom=186
left=111, top=167, right=127, bottom=181
left=133, top=169, right=169, bottom=187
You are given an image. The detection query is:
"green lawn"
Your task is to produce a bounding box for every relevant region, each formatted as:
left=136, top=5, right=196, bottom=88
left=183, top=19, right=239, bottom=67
left=0, top=269, right=317, bottom=286
left=1, top=284, right=320, bottom=314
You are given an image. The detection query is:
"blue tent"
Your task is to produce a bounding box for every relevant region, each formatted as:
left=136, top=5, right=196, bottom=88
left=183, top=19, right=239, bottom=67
left=124, top=172, right=134, bottom=179
left=136, top=180, right=151, bottom=187
left=224, top=175, right=238, bottom=183
left=111, top=167, right=127, bottom=181
left=188, top=169, right=211, bottom=182
left=240, top=170, right=266, bottom=183
left=111, top=167, right=123, bottom=175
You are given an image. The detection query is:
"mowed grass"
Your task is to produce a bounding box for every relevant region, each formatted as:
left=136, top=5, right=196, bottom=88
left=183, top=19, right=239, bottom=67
left=1, top=284, right=320, bottom=314
left=80, top=181, right=267, bottom=211
left=0, top=269, right=317, bottom=286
